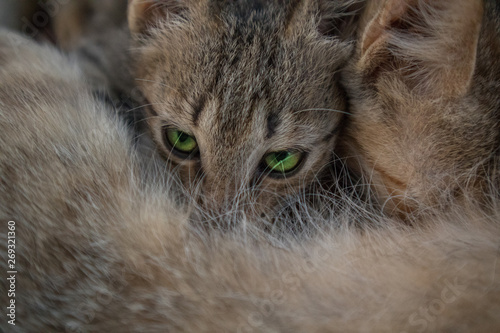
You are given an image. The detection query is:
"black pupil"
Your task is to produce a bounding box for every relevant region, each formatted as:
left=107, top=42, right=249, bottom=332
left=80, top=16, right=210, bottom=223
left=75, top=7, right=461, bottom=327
left=178, top=132, right=190, bottom=143
left=275, top=152, right=289, bottom=161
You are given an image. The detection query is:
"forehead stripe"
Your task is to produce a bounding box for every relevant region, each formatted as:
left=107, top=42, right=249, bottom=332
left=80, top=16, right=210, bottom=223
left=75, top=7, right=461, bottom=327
left=266, top=113, right=280, bottom=139
left=192, top=95, right=207, bottom=126
left=322, top=123, right=343, bottom=143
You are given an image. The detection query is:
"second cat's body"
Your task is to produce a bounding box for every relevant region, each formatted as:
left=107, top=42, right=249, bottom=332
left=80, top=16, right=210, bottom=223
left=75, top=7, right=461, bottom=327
left=341, top=0, right=500, bottom=218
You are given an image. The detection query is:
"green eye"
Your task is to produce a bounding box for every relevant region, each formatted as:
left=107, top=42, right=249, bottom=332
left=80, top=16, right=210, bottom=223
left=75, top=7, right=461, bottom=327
left=165, top=128, right=198, bottom=155
left=264, top=150, right=304, bottom=175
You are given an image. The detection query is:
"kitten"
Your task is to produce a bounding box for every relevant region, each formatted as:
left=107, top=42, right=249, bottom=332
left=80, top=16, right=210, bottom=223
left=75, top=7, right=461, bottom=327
left=340, top=0, right=500, bottom=218
left=2, top=31, right=500, bottom=332
left=127, top=0, right=363, bottom=222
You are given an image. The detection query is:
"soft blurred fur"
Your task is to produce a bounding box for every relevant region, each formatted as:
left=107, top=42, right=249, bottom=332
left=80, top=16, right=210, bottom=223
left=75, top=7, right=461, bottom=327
left=0, top=0, right=39, bottom=30
left=340, top=0, right=500, bottom=218
left=52, top=0, right=128, bottom=50
left=51, top=0, right=136, bottom=102
left=1, top=31, right=500, bottom=332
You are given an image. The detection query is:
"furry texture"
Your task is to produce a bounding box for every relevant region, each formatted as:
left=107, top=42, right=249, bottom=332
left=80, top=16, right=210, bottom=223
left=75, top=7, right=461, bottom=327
left=1, top=31, right=500, bottom=332
left=49, top=0, right=136, bottom=102
left=52, top=0, right=128, bottom=50
left=340, top=0, right=500, bottom=218
left=128, top=0, right=364, bottom=221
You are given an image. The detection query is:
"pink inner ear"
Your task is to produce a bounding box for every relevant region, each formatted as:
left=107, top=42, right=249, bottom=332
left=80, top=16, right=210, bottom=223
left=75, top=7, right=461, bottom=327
left=360, top=0, right=409, bottom=56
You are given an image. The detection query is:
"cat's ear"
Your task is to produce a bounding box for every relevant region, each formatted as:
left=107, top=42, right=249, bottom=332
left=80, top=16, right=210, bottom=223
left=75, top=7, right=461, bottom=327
left=128, top=0, right=188, bottom=35
left=358, top=0, right=484, bottom=97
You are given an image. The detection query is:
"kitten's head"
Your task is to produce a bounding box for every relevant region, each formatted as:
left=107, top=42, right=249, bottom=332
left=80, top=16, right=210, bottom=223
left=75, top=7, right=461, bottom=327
left=128, top=0, right=362, bottom=222
left=342, top=0, right=499, bottom=216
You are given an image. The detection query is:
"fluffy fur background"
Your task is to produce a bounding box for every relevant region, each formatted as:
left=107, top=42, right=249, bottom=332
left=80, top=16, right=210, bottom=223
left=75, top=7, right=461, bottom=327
left=0, top=30, right=499, bottom=332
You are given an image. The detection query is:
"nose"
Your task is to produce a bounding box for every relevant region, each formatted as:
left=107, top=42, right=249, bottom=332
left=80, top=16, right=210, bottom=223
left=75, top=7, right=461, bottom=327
left=200, top=179, right=280, bottom=222
left=200, top=175, right=237, bottom=214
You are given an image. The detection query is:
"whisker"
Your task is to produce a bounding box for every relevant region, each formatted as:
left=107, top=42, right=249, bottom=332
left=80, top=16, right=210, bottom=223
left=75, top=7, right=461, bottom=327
left=292, top=108, right=352, bottom=116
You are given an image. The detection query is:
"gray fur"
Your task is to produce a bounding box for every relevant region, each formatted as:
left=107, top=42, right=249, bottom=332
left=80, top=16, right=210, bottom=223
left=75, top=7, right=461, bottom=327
left=129, top=0, right=363, bottom=220
left=1, top=31, right=500, bottom=332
